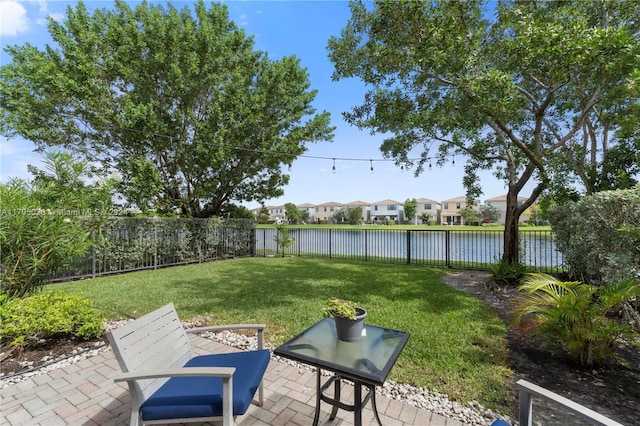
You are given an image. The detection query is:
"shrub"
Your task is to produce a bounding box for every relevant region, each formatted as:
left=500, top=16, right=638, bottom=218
left=511, top=273, right=640, bottom=367
left=548, top=185, right=640, bottom=285
left=0, top=291, right=104, bottom=347
left=490, top=260, right=529, bottom=286
left=0, top=184, right=93, bottom=299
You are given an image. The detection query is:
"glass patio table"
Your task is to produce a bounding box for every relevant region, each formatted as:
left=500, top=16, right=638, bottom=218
left=273, top=318, right=410, bottom=426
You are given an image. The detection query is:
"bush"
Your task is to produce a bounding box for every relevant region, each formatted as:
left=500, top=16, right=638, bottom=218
left=548, top=185, right=640, bottom=285
left=511, top=273, right=640, bottom=367
left=490, top=260, right=529, bottom=285
left=0, top=184, right=93, bottom=299
left=0, top=291, right=104, bottom=347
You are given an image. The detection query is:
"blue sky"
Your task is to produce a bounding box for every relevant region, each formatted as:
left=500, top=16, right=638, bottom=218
left=0, top=0, right=529, bottom=209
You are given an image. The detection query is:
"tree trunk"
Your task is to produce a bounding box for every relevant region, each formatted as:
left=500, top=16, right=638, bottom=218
left=502, top=190, right=521, bottom=264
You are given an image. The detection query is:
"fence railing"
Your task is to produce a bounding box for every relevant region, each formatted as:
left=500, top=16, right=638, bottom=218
left=46, top=219, right=256, bottom=283
left=45, top=225, right=565, bottom=283
left=256, top=227, right=566, bottom=272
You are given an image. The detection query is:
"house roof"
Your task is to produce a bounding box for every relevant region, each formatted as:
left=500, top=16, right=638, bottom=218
left=296, top=203, right=316, bottom=208
left=345, top=200, right=370, bottom=206
left=371, top=199, right=402, bottom=205
left=485, top=194, right=528, bottom=202
left=416, top=198, right=440, bottom=204
left=316, top=201, right=342, bottom=207
left=441, top=196, right=468, bottom=202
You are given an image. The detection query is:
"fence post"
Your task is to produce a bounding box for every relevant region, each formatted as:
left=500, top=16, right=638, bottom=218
left=154, top=226, right=158, bottom=270
left=329, top=228, right=332, bottom=259
left=445, top=230, right=451, bottom=268
left=365, top=229, right=368, bottom=261
left=92, top=231, right=96, bottom=278
left=406, top=230, right=411, bottom=265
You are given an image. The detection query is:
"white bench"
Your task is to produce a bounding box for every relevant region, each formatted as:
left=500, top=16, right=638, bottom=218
left=516, top=379, right=623, bottom=426
left=107, top=303, right=269, bottom=426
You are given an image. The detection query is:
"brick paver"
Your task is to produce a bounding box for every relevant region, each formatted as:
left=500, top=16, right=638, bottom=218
left=1, top=335, right=473, bottom=426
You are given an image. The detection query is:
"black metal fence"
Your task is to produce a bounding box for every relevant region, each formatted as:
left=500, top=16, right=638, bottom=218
left=45, top=224, right=564, bottom=283
left=46, top=218, right=255, bottom=283
left=256, top=227, right=566, bottom=272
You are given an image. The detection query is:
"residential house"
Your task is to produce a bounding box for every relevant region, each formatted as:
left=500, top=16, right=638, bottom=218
left=440, top=196, right=480, bottom=225
left=484, top=195, right=531, bottom=224
left=268, top=205, right=286, bottom=223
left=414, top=198, right=441, bottom=224
left=344, top=200, right=371, bottom=223
left=296, top=203, right=317, bottom=223
left=314, top=201, right=342, bottom=222
left=370, top=199, right=403, bottom=223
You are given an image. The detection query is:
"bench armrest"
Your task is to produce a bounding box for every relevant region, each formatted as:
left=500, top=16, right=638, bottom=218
left=114, top=366, right=236, bottom=383
left=186, top=324, right=266, bottom=349
left=516, top=379, right=623, bottom=426
left=186, top=324, right=266, bottom=333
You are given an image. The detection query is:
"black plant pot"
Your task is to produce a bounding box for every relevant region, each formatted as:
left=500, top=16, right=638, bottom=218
left=332, top=307, right=367, bottom=342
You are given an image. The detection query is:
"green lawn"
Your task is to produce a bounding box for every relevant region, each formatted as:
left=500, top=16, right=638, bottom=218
left=49, top=257, right=512, bottom=410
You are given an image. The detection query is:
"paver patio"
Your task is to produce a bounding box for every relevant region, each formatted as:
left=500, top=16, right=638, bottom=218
left=1, top=334, right=469, bottom=426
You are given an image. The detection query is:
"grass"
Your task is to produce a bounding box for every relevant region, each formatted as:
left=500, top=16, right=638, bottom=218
left=48, top=257, right=512, bottom=410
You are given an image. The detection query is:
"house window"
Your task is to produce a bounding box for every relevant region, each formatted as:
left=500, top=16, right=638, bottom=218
left=424, top=203, right=431, bottom=210
left=388, top=205, right=397, bottom=210
left=330, top=207, right=334, bottom=212
left=444, top=203, right=448, bottom=210
left=324, top=207, right=327, bottom=212
left=456, top=202, right=461, bottom=209
left=374, top=205, right=378, bottom=211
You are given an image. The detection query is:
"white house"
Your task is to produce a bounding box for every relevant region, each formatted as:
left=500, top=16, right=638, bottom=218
left=370, top=199, right=403, bottom=223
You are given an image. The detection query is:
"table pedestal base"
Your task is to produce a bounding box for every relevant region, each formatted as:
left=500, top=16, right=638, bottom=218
left=312, top=369, right=383, bottom=426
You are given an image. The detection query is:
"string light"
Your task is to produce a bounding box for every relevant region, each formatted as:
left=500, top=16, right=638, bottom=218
left=65, top=115, right=453, bottom=172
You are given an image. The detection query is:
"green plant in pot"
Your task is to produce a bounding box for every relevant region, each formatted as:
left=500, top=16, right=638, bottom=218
left=323, top=297, right=367, bottom=342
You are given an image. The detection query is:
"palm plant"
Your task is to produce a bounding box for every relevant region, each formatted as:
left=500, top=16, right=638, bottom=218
left=273, top=224, right=295, bottom=258
left=511, top=273, right=640, bottom=367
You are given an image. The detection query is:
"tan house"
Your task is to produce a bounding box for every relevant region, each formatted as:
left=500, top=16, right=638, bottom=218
left=484, top=195, right=531, bottom=224
left=440, top=196, right=480, bottom=225
left=414, top=198, right=441, bottom=224
left=314, top=201, right=342, bottom=222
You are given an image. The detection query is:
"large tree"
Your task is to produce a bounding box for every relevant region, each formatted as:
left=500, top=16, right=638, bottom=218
left=1, top=0, right=333, bottom=217
left=328, top=0, right=639, bottom=263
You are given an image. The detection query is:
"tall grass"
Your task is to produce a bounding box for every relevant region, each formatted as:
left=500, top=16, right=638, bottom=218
left=48, top=257, right=511, bottom=409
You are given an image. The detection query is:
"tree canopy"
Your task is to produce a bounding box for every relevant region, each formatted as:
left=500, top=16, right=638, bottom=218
left=328, top=0, right=639, bottom=262
left=1, top=0, right=334, bottom=217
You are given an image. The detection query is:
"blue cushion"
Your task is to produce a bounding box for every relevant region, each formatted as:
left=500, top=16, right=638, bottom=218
left=140, top=349, right=270, bottom=421
left=491, top=420, right=511, bottom=426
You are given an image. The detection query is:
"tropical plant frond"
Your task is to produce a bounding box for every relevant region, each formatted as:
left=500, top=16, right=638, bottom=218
left=510, top=273, right=639, bottom=367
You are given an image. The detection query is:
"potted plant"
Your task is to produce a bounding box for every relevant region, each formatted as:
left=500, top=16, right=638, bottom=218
left=323, top=297, right=367, bottom=342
